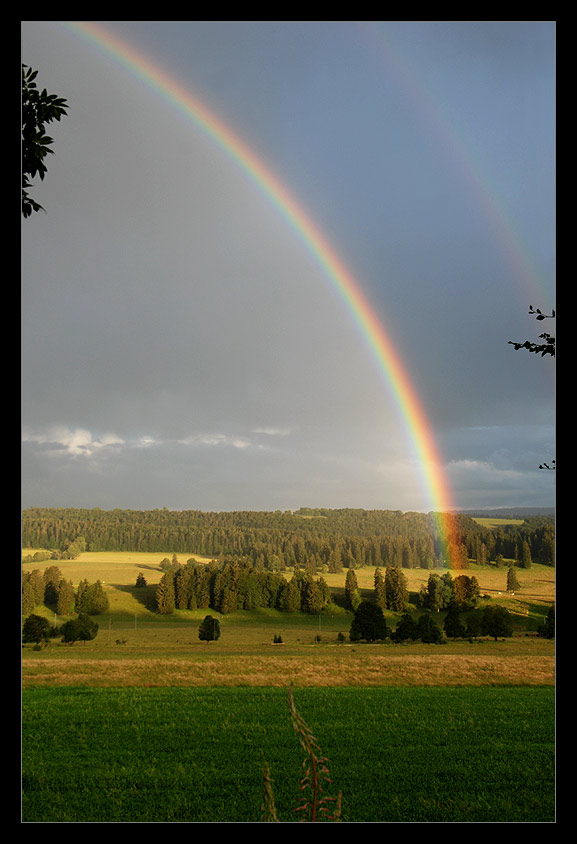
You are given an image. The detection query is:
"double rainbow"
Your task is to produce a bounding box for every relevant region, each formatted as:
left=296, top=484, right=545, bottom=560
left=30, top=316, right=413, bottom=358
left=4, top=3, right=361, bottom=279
left=63, top=21, right=462, bottom=567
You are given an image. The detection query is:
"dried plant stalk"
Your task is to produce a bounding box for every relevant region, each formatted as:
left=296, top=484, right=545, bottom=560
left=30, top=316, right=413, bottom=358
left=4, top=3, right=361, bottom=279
left=261, top=686, right=342, bottom=822
left=287, top=685, right=342, bottom=822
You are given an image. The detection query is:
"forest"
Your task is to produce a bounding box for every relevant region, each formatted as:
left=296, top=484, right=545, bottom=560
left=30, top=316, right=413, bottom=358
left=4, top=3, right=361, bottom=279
left=22, top=506, right=555, bottom=571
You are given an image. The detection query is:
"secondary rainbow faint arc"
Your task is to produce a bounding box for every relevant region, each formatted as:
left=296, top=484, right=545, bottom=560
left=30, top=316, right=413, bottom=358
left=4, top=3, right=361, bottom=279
left=64, top=20, right=461, bottom=566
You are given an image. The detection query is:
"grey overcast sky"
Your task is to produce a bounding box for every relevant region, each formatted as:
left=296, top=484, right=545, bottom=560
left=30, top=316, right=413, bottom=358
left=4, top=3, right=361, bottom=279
left=21, top=21, right=555, bottom=513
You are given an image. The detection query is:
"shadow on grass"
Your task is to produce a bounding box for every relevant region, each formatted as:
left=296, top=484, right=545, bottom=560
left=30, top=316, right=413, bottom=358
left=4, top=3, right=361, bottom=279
left=111, top=583, right=158, bottom=612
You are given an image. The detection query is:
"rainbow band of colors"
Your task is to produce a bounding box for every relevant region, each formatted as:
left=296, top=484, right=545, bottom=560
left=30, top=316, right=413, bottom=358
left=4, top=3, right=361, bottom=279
left=63, top=20, right=462, bottom=568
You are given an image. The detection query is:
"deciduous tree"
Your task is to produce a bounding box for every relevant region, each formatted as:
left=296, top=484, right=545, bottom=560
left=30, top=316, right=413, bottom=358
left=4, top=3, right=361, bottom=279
left=482, top=605, right=514, bottom=640
left=391, top=612, right=419, bottom=642
left=417, top=614, right=444, bottom=644
left=61, top=613, right=98, bottom=644
left=349, top=601, right=387, bottom=642
left=198, top=614, right=220, bottom=643
left=22, top=64, right=68, bottom=217
left=22, top=613, right=51, bottom=644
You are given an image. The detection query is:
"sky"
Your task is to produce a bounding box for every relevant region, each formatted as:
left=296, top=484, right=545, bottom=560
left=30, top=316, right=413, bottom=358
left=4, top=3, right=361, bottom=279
left=21, top=21, right=555, bottom=514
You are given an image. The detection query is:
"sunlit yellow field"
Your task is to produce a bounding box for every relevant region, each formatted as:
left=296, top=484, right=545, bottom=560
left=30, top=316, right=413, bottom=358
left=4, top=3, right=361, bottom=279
left=22, top=548, right=555, bottom=690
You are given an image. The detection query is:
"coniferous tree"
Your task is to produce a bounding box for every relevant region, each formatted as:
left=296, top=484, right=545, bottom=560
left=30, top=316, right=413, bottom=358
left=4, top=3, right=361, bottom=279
left=344, top=569, right=361, bottom=612
left=374, top=567, right=387, bottom=610
left=43, top=565, right=63, bottom=605
left=88, top=580, right=109, bottom=614
left=75, top=579, right=90, bottom=613
left=22, top=579, right=36, bottom=616
left=385, top=565, right=409, bottom=612
left=506, top=566, right=521, bottom=592
left=301, top=577, right=324, bottom=615
left=278, top=577, right=301, bottom=613
left=56, top=579, right=75, bottom=615
left=156, top=571, right=176, bottom=614
left=23, top=569, right=45, bottom=607
left=174, top=566, right=193, bottom=609
left=520, top=540, right=533, bottom=569
left=453, top=575, right=480, bottom=609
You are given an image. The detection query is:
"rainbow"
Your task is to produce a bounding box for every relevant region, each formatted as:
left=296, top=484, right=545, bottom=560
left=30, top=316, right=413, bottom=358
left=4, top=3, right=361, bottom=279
left=62, top=20, right=463, bottom=567
left=357, top=21, right=554, bottom=312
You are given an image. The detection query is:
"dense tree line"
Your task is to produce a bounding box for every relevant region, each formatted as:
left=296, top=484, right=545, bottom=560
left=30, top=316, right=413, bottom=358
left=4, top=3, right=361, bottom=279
left=21, top=507, right=555, bottom=570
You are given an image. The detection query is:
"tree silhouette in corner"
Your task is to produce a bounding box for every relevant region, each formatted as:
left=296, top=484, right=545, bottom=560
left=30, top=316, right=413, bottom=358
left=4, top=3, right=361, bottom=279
left=22, top=64, right=68, bottom=218
left=509, top=306, right=555, bottom=470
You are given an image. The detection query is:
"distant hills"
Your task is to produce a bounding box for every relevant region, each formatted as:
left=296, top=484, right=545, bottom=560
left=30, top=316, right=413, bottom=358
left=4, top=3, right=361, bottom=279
left=454, top=507, right=555, bottom=518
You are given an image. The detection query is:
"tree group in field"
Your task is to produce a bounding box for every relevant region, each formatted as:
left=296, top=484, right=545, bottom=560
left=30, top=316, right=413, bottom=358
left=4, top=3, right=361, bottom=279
left=22, top=566, right=109, bottom=618
left=154, top=557, right=332, bottom=617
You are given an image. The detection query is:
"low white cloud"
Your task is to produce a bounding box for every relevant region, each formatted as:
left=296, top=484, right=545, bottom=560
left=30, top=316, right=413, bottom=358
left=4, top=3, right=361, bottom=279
left=179, top=432, right=252, bottom=450
left=252, top=426, right=293, bottom=437
left=22, top=427, right=125, bottom=458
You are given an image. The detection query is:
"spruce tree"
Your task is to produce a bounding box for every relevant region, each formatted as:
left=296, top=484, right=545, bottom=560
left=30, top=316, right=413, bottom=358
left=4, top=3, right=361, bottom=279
left=374, top=567, right=387, bottom=610
left=506, top=566, right=521, bottom=592
left=56, top=579, right=75, bottom=615
left=520, top=540, right=533, bottom=569
left=22, top=579, right=36, bottom=616
left=87, top=580, right=109, bottom=614
left=278, top=577, right=301, bottom=612
left=156, top=571, right=176, bottom=614
left=301, top=578, right=323, bottom=614
left=385, top=566, right=409, bottom=612
left=344, top=569, right=361, bottom=612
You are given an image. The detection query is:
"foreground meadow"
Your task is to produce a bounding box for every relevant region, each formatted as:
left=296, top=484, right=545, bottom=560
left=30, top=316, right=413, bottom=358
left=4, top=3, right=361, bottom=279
left=22, top=549, right=555, bottom=822
left=22, top=685, right=555, bottom=822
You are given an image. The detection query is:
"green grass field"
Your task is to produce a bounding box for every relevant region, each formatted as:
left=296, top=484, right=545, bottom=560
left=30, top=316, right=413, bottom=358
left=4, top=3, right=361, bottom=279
left=21, top=685, right=555, bottom=823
